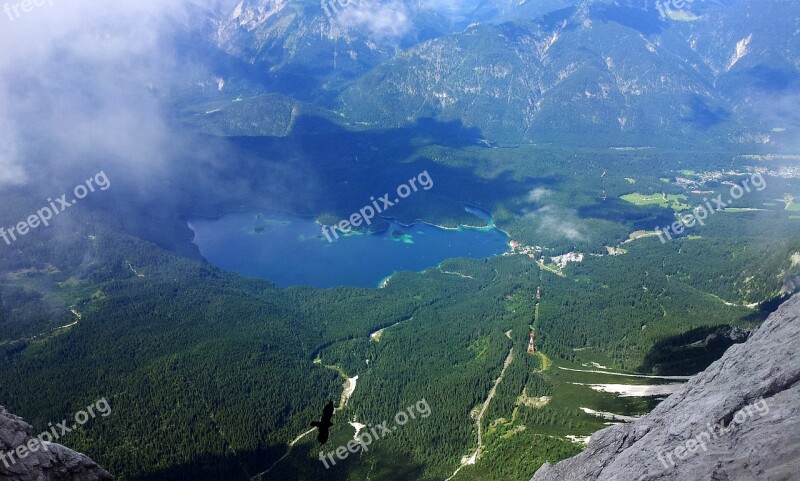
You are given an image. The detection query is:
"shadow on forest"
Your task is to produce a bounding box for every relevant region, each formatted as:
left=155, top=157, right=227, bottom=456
left=132, top=439, right=426, bottom=481
left=104, top=114, right=547, bottom=255
left=738, top=294, right=793, bottom=323
left=637, top=294, right=795, bottom=376
left=636, top=325, right=749, bottom=376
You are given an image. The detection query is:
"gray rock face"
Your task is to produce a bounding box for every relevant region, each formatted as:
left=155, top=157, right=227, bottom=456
left=532, top=294, right=800, bottom=481
left=0, top=406, right=113, bottom=481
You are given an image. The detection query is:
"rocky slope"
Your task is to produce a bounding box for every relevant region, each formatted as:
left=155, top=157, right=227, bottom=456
left=0, top=406, right=113, bottom=481
left=532, top=294, right=800, bottom=481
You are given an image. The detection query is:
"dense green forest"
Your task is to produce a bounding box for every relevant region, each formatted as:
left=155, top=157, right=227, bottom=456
left=2, top=0, right=799, bottom=478
left=0, top=139, right=798, bottom=481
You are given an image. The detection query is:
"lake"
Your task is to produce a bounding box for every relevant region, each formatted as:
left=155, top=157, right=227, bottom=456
left=188, top=209, right=509, bottom=288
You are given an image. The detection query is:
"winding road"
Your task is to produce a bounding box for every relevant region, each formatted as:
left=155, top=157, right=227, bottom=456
left=445, top=343, right=515, bottom=481
left=252, top=361, right=357, bottom=481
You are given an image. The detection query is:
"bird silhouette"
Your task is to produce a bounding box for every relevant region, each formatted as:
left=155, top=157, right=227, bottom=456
left=311, top=400, right=335, bottom=444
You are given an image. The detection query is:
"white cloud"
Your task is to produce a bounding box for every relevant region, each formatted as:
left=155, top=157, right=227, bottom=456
left=0, top=107, right=26, bottom=186
left=526, top=205, right=587, bottom=242
left=334, top=0, right=412, bottom=41
left=0, top=0, right=210, bottom=190
left=527, top=187, right=553, bottom=203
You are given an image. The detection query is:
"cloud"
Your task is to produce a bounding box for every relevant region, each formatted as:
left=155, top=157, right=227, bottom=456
left=0, top=0, right=215, bottom=190
left=749, top=91, right=800, bottom=154
left=417, top=0, right=481, bottom=18
left=526, top=205, right=587, bottom=242
left=0, top=108, right=26, bottom=186
left=334, top=0, right=412, bottom=41
left=0, top=0, right=346, bottom=222
left=527, top=187, right=553, bottom=203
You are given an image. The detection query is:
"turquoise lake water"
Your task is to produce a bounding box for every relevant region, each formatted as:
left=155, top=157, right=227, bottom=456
left=188, top=208, right=509, bottom=288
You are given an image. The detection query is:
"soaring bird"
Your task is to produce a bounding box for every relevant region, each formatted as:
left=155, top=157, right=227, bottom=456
left=311, top=400, right=335, bottom=444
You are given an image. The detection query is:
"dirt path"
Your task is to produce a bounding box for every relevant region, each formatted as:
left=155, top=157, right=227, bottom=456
left=439, top=270, right=476, bottom=280
left=534, top=351, right=552, bottom=372
left=369, top=316, right=413, bottom=342
left=445, top=345, right=514, bottom=481
left=252, top=362, right=357, bottom=481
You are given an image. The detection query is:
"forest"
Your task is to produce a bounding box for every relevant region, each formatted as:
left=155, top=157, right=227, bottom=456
left=0, top=140, right=798, bottom=481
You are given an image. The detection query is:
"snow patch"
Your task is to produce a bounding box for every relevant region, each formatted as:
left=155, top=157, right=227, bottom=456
left=566, top=434, right=591, bottom=444
left=349, top=421, right=366, bottom=443
left=727, top=34, right=752, bottom=71
left=557, top=367, right=692, bottom=380
left=460, top=451, right=477, bottom=465
left=573, top=382, right=685, bottom=397
left=580, top=407, right=641, bottom=422
left=342, top=376, right=359, bottom=404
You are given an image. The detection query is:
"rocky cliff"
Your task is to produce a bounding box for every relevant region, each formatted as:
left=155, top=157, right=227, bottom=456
left=532, top=294, right=800, bottom=481
left=0, top=406, right=113, bottom=481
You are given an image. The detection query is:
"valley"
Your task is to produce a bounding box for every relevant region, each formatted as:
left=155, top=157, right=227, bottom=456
left=1, top=140, right=797, bottom=480
left=1, top=0, right=799, bottom=480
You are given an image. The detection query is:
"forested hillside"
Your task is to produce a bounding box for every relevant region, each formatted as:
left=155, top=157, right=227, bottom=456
left=1, top=0, right=799, bottom=480
left=0, top=171, right=796, bottom=479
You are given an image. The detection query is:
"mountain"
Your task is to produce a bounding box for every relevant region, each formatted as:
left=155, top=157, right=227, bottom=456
left=470, top=0, right=576, bottom=24
left=337, top=0, right=800, bottom=144
left=172, top=0, right=800, bottom=145
left=1, top=0, right=798, bottom=480
left=532, top=293, right=800, bottom=481
left=196, top=0, right=470, bottom=103
left=0, top=406, right=114, bottom=481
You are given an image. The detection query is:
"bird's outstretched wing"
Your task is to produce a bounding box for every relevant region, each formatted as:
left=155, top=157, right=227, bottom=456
left=322, top=400, right=335, bottom=423
left=311, top=400, right=335, bottom=445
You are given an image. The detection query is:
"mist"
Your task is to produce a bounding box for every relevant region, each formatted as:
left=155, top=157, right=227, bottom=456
left=0, top=0, right=218, bottom=194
